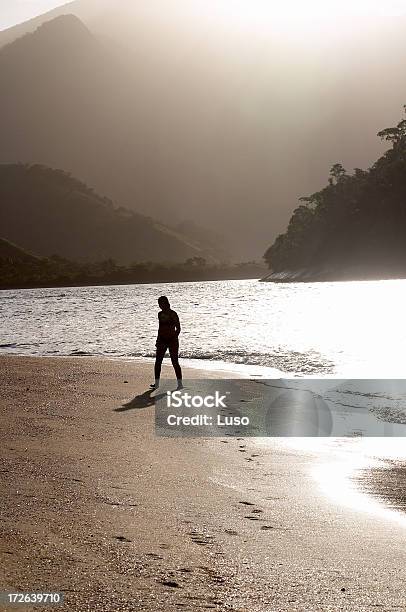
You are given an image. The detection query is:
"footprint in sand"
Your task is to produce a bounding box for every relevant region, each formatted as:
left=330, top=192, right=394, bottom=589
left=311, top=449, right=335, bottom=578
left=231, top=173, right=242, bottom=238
left=114, top=535, right=132, bottom=542
left=188, top=530, right=215, bottom=546
left=160, top=580, right=181, bottom=588
left=260, top=525, right=289, bottom=531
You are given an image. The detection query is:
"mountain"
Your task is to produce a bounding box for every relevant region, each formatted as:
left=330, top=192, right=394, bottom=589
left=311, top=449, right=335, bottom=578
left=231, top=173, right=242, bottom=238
left=263, top=109, right=406, bottom=281
left=0, top=164, right=215, bottom=264
left=2, top=4, right=406, bottom=258
left=0, top=238, right=40, bottom=263
left=174, top=221, right=231, bottom=263
left=0, top=1, right=102, bottom=48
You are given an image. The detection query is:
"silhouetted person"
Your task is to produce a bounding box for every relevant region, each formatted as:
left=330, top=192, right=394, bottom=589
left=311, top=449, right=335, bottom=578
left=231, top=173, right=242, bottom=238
left=151, top=296, right=182, bottom=389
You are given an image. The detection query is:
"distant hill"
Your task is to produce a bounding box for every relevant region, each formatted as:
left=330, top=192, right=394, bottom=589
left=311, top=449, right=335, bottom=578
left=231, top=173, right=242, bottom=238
left=0, top=238, right=40, bottom=263
left=174, top=221, right=231, bottom=263
left=263, top=108, right=406, bottom=281
left=0, top=164, right=215, bottom=264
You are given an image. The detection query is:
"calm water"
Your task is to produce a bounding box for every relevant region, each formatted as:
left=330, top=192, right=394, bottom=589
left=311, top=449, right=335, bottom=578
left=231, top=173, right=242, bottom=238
left=1, top=278, right=406, bottom=377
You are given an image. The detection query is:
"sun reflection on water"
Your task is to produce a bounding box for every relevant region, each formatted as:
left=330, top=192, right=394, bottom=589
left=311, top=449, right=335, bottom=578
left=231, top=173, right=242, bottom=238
left=284, top=437, right=406, bottom=526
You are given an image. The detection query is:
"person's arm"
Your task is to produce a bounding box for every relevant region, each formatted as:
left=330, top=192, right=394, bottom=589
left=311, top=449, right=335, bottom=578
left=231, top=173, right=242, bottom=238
left=174, top=312, right=181, bottom=336
left=156, top=312, right=161, bottom=346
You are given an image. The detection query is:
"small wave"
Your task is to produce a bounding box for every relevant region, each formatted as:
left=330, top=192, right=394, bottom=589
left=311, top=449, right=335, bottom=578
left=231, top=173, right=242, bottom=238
left=0, top=342, right=42, bottom=348
left=179, top=349, right=333, bottom=375
left=370, top=406, right=406, bottom=426
left=69, top=350, right=94, bottom=356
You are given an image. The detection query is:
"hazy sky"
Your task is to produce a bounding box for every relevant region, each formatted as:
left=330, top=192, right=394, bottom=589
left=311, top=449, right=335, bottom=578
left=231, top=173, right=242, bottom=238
left=0, top=1, right=69, bottom=30
left=2, top=0, right=406, bottom=31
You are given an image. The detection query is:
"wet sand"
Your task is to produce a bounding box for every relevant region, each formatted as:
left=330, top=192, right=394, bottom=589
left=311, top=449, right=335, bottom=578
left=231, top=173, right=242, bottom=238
left=1, top=356, right=406, bottom=611
left=356, top=462, right=406, bottom=512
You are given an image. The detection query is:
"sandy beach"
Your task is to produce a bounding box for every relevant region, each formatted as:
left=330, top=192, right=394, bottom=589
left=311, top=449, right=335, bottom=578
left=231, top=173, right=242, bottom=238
left=1, top=355, right=406, bottom=611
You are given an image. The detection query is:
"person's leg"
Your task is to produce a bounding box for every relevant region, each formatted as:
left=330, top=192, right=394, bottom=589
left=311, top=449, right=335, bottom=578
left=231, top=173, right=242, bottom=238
left=154, top=341, right=167, bottom=386
left=168, top=337, right=182, bottom=382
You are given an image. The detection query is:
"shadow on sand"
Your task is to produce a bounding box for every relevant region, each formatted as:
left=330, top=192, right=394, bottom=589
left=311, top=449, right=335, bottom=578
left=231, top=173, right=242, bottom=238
left=115, top=388, right=167, bottom=412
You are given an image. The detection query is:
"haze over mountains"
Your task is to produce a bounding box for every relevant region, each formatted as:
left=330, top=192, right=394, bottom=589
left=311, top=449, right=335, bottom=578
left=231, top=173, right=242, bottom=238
left=2, top=1, right=406, bottom=258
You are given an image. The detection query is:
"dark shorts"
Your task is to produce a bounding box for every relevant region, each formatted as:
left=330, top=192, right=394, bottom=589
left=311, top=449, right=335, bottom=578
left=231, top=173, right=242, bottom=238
left=156, top=336, right=179, bottom=360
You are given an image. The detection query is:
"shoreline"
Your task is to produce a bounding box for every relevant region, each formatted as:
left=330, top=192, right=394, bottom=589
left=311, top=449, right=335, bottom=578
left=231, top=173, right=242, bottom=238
left=0, top=274, right=264, bottom=292
left=261, top=267, right=406, bottom=283
left=0, top=352, right=287, bottom=379
left=1, top=355, right=406, bottom=611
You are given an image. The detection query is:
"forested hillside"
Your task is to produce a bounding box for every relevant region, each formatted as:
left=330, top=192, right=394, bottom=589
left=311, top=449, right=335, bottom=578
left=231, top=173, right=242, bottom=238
left=264, top=108, right=406, bottom=278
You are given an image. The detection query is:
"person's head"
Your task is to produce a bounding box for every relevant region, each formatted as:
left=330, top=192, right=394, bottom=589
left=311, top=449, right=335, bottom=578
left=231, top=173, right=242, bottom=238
left=158, top=295, right=170, bottom=311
